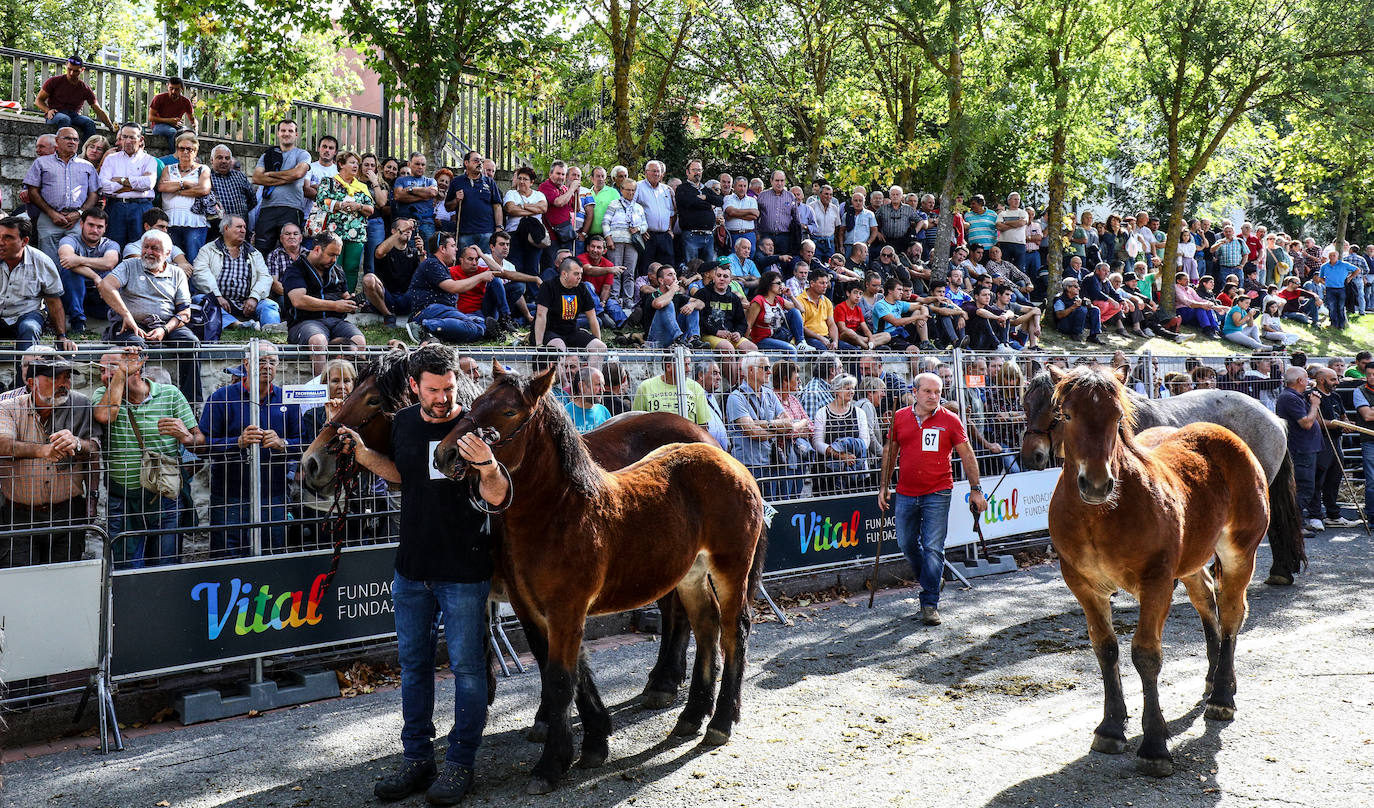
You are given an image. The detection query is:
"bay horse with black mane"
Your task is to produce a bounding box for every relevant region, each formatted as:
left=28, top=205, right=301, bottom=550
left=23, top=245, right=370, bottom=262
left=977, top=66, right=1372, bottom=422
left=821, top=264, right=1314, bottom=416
left=1047, top=365, right=1269, bottom=777
left=433, top=361, right=767, bottom=794
left=297, top=349, right=711, bottom=710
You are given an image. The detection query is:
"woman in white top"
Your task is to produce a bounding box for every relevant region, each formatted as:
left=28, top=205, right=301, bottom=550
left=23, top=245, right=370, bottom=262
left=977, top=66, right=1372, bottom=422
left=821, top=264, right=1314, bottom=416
left=812, top=373, right=871, bottom=493
left=603, top=177, right=648, bottom=307
left=1176, top=221, right=1199, bottom=281
left=157, top=132, right=212, bottom=262
left=503, top=165, right=548, bottom=279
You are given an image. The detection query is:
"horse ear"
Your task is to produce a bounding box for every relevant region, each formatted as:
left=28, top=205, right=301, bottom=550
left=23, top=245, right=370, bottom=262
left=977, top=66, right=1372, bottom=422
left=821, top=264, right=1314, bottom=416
left=1113, top=365, right=1130, bottom=384
left=491, top=358, right=506, bottom=379
left=1047, top=365, right=1067, bottom=383
left=527, top=366, right=558, bottom=402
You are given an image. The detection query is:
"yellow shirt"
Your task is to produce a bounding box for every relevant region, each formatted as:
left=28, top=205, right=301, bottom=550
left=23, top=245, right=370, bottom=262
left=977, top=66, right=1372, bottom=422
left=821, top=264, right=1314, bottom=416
left=798, top=292, right=833, bottom=335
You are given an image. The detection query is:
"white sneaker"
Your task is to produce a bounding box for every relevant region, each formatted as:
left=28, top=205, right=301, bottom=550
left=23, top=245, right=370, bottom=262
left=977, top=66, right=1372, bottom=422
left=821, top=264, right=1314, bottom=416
left=799, top=342, right=818, bottom=352
left=1176, top=332, right=1195, bottom=343
left=1325, top=516, right=1361, bottom=527
left=1142, top=328, right=1155, bottom=337
left=1306, top=518, right=1325, bottom=531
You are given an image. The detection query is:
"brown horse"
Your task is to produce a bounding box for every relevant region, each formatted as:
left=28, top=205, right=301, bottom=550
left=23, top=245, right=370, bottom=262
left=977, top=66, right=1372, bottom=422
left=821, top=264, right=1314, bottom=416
left=434, top=361, right=767, bottom=794
left=297, top=349, right=712, bottom=707
left=1046, top=365, right=1269, bottom=777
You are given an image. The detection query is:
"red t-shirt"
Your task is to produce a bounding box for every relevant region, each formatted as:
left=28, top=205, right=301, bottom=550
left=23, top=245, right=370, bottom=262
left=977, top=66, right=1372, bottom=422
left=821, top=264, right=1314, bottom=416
left=834, top=299, right=865, bottom=332
left=42, top=75, right=96, bottom=112
left=449, top=263, right=487, bottom=314
left=577, top=252, right=615, bottom=294
left=1245, top=235, right=1261, bottom=262
left=539, top=179, right=573, bottom=226
left=150, top=92, right=193, bottom=122
left=889, top=405, right=967, bottom=497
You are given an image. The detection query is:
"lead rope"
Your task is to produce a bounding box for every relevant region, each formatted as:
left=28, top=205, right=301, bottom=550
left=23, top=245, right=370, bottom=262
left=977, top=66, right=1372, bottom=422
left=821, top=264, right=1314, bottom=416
left=319, top=443, right=361, bottom=600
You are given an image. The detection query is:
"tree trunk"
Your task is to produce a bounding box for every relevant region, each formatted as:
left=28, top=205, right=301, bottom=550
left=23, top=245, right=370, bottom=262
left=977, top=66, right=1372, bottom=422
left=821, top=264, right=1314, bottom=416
left=1158, top=188, right=1189, bottom=314
left=613, top=38, right=634, bottom=167
left=933, top=0, right=964, bottom=276
left=417, top=106, right=448, bottom=164
left=1043, top=125, right=1067, bottom=316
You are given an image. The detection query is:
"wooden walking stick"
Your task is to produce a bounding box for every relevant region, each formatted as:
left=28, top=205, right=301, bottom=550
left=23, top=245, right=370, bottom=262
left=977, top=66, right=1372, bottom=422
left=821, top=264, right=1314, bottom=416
left=1322, top=420, right=1372, bottom=537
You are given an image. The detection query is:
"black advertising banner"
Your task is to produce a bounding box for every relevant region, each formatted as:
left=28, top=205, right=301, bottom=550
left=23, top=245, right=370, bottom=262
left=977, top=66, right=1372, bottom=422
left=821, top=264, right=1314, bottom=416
left=111, top=545, right=401, bottom=677
left=764, top=495, right=890, bottom=573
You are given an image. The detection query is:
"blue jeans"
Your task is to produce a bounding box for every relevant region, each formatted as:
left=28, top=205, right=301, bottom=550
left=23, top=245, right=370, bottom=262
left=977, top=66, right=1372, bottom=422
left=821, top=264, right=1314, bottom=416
left=998, top=242, right=1026, bottom=271
left=149, top=123, right=180, bottom=143
left=821, top=436, right=869, bottom=491
left=0, top=310, right=48, bottom=351
left=364, top=218, right=386, bottom=276
left=106, top=198, right=153, bottom=248
left=683, top=231, right=715, bottom=263
left=213, top=298, right=282, bottom=333
left=1292, top=451, right=1317, bottom=520
left=806, top=336, right=860, bottom=351
left=108, top=479, right=179, bottom=569
left=416, top=302, right=485, bottom=343
left=477, top=277, right=512, bottom=319
left=58, top=265, right=94, bottom=329
left=1326, top=287, right=1347, bottom=328
left=1055, top=304, right=1101, bottom=335
left=457, top=232, right=493, bottom=254
left=894, top=490, right=952, bottom=609
left=1362, top=443, right=1374, bottom=520
left=209, top=494, right=288, bottom=558
left=646, top=303, right=701, bottom=345
left=48, top=110, right=97, bottom=145
left=170, top=225, right=208, bottom=263
left=813, top=237, right=835, bottom=261
left=393, top=571, right=491, bottom=767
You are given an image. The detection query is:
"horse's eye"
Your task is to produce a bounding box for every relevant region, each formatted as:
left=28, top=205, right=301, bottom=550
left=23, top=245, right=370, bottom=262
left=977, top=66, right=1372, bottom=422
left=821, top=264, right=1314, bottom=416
left=367, top=398, right=381, bottom=407
left=503, top=410, right=517, bottom=417
left=1061, top=412, right=1072, bottom=421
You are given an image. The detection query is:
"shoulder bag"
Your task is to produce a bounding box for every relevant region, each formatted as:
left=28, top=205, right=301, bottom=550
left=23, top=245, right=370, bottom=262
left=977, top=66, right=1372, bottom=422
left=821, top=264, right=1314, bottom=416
left=126, top=403, right=182, bottom=500
left=304, top=176, right=336, bottom=238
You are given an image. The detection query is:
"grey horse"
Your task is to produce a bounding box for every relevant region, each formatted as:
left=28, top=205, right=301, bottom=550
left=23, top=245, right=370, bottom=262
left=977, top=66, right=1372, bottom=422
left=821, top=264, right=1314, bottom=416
left=1020, top=372, right=1305, bottom=584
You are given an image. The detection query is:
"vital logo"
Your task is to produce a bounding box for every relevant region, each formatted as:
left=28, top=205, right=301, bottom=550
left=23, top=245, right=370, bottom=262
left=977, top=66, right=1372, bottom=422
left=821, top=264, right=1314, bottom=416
left=967, top=488, right=1020, bottom=524
left=793, top=510, right=862, bottom=554
left=190, top=575, right=327, bottom=640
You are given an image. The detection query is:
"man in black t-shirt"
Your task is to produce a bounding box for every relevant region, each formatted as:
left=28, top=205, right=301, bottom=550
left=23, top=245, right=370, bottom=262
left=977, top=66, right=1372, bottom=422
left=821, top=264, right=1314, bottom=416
left=361, top=216, right=421, bottom=323
left=280, top=232, right=365, bottom=375
left=694, top=264, right=758, bottom=352
left=336, top=344, right=505, bottom=806
left=534, top=257, right=606, bottom=352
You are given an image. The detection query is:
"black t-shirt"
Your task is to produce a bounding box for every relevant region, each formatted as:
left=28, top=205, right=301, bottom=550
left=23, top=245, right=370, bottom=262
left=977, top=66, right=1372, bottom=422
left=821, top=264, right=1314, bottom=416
left=694, top=285, right=747, bottom=335
left=281, top=256, right=348, bottom=325
left=375, top=245, right=421, bottom=295
left=390, top=405, right=494, bottom=583
left=536, top=279, right=597, bottom=336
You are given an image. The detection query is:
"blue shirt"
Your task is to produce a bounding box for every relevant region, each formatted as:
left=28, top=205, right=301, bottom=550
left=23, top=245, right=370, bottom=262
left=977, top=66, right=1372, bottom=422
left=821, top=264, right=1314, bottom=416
left=871, top=298, right=912, bottom=335
left=724, top=382, right=784, bottom=467
left=964, top=210, right=997, bottom=248
left=447, top=174, right=502, bottom=235
left=22, top=153, right=99, bottom=212
left=1320, top=259, right=1357, bottom=289
left=564, top=401, right=610, bottom=433
left=1275, top=387, right=1319, bottom=455
left=393, top=174, right=438, bottom=223
left=198, top=382, right=303, bottom=500
left=406, top=256, right=457, bottom=317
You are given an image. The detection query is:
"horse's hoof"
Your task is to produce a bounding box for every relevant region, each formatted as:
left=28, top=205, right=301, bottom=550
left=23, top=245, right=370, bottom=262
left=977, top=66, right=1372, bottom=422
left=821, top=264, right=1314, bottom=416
left=577, top=751, right=608, bottom=769
left=526, top=777, right=557, bottom=795
left=641, top=689, right=677, bottom=710
left=701, top=728, right=731, bottom=747
left=1203, top=679, right=1214, bottom=698
left=1136, top=756, right=1174, bottom=778
left=1264, top=574, right=1294, bottom=586
left=1205, top=703, right=1235, bottom=722
left=526, top=721, right=549, bottom=743
left=1091, top=733, right=1128, bottom=755
left=671, top=718, right=702, bottom=737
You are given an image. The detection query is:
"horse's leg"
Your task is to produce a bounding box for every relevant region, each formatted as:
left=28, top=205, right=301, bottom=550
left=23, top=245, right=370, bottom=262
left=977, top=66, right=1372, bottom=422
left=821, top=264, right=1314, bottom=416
left=642, top=593, right=692, bottom=709
left=573, top=646, right=612, bottom=769
left=516, top=612, right=552, bottom=743
left=703, top=553, right=755, bottom=747
left=1132, top=580, right=1175, bottom=777
left=526, top=616, right=584, bottom=795
left=1179, top=568, right=1221, bottom=696
left=669, top=564, right=722, bottom=738
left=1207, top=533, right=1259, bottom=722
left=1063, top=566, right=1128, bottom=755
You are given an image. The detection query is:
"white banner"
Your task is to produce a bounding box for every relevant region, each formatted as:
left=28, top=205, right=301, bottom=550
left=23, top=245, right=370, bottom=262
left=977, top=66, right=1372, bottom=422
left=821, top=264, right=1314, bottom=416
left=945, top=468, right=1061, bottom=549
left=282, top=383, right=329, bottom=407
left=0, top=560, right=103, bottom=681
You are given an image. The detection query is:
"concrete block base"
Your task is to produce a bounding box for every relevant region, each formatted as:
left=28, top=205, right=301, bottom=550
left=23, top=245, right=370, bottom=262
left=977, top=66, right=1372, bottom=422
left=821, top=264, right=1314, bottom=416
left=176, top=670, right=339, bottom=725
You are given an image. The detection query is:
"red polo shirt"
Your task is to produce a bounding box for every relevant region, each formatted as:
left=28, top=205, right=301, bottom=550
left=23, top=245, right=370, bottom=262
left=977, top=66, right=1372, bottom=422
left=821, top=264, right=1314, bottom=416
left=889, top=405, right=967, bottom=497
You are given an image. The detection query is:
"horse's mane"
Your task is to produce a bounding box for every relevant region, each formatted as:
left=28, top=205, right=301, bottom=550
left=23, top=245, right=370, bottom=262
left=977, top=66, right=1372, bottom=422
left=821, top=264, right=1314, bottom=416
left=494, top=370, right=601, bottom=496
left=1051, top=365, right=1138, bottom=433
left=359, top=348, right=482, bottom=413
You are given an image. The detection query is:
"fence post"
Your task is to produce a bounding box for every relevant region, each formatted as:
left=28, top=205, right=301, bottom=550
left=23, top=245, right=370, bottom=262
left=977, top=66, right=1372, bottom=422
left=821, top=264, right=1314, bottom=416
left=673, top=345, right=689, bottom=417
left=1144, top=348, right=1156, bottom=398
left=378, top=81, right=391, bottom=158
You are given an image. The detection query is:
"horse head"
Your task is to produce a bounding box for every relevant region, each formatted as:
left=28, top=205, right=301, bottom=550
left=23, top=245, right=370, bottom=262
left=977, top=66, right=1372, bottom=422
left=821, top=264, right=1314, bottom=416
left=1020, top=371, right=1059, bottom=470
left=299, top=348, right=413, bottom=495
left=1048, top=363, right=1136, bottom=505
left=434, top=359, right=557, bottom=480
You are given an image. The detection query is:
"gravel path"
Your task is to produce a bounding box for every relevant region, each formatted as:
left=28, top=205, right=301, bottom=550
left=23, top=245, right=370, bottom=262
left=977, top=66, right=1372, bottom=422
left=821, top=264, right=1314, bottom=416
left=5, top=528, right=1373, bottom=808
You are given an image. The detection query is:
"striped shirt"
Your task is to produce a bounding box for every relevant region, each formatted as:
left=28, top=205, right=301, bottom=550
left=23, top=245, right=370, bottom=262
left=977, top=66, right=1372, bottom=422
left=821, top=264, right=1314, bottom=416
left=964, top=210, right=998, bottom=248
left=94, top=382, right=196, bottom=488
left=1215, top=237, right=1246, bottom=268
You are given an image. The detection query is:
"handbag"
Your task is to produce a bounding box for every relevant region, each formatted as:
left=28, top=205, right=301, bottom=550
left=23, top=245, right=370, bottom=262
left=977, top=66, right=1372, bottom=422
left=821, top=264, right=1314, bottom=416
left=126, top=405, right=182, bottom=500
left=190, top=168, right=222, bottom=218
left=304, top=176, right=335, bottom=237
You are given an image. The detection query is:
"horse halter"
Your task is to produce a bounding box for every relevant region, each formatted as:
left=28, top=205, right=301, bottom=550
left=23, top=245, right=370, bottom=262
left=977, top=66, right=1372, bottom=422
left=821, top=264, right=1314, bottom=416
left=1024, top=411, right=1061, bottom=439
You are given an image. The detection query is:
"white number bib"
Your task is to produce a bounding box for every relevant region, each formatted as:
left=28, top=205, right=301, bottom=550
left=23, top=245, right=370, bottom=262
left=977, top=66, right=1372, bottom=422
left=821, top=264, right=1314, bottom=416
left=921, top=428, right=940, bottom=452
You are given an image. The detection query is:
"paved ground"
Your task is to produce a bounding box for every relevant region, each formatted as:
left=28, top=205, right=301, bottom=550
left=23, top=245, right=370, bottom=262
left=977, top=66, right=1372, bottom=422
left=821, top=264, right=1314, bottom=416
left=4, top=527, right=1373, bottom=808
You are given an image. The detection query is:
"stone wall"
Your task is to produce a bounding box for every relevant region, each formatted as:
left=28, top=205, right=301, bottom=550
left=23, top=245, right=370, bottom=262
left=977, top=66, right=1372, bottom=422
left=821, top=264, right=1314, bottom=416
left=0, top=114, right=269, bottom=211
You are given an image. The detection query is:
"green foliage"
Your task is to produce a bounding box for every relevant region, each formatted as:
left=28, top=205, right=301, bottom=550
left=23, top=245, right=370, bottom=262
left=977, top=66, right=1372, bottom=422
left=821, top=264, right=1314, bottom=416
left=2, top=0, right=160, bottom=72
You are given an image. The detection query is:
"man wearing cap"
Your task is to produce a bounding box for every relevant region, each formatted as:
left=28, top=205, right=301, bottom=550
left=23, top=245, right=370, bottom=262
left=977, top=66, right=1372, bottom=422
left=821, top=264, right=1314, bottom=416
left=22, top=126, right=100, bottom=263
left=98, top=229, right=202, bottom=400
left=0, top=350, right=100, bottom=567
left=0, top=216, right=77, bottom=352
left=1050, top=277, right=1104, bottom=344
left=33, top=56, right=114, bottom=146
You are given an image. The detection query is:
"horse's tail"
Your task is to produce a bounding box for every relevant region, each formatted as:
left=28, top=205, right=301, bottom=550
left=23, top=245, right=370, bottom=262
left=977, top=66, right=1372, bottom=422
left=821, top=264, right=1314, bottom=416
left=747, top=510, right=769, bottom=605
left=1267, top=451, right=1308, bottom=575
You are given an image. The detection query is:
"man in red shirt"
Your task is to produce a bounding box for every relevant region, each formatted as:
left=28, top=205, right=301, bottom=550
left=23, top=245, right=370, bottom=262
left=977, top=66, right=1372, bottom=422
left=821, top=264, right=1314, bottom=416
left=833, top=282, right=889, bottom=349
left=34, top=56, right=115, bottom=147
left=447, top=246, right=518, bottom=335
left=576, top=234, right=627, bottom=327
left=147, top=77, right=196, bottom=147
left=878, top=372, right=986, bottom=625
left=538, top=160, right=579, bottom=269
